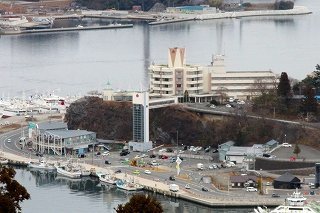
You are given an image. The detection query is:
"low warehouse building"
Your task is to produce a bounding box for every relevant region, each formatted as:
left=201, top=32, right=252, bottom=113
left=273, top=172, right=301, bottom=189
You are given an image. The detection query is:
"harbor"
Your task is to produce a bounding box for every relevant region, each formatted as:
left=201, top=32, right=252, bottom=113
left=0, top=149, right=282, bottom=208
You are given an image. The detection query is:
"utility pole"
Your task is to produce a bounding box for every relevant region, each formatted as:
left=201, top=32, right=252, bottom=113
left=176, top=130, right=178, bottom=157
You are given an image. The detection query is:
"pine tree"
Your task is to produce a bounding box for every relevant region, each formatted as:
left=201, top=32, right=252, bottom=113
left=277, top=72, right=291, bottom=97
left=293, top=144, right=301, bottom=158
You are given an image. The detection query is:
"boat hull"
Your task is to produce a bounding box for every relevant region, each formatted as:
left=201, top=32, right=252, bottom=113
left=56, top=166, right=81, bottom=179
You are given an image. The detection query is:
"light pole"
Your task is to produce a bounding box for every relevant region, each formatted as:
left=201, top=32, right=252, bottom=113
left=176, top=130, right=179, bottom=157
left=284, top=134, right=287, bottom=144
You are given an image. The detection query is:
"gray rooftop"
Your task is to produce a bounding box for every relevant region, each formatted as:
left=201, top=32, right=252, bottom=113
left=226, top=150, right=247, bottom=156
left=275, top=172, right=300, bottom=183
left=221, top=141, right=235, bottom=147
left=37, top=121, right=67, bottom=130
left=266, top=139, right=279, bottom=146
left=230, top=175, right=257, bottom=183
left=45, top=130, right=95, bottom=139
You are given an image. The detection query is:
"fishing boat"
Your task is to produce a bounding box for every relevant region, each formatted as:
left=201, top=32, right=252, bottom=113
left=254, top=188, right=318, bottom=213
left=27, top=159, right=56, bottom=171
left=116, top=179, right=143, bottom=191
left=55, top=162, right=82, bottom=179
left=97, top=172, right=117, bottom=185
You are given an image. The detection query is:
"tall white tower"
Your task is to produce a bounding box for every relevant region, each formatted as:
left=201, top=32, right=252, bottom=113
left=129, top=91, right=152, bottom=152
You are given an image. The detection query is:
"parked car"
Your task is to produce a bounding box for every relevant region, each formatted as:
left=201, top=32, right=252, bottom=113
left=149, top=154, right=156, bottom=158
left=115, top=169, right=122, bottom=173
left=96, top=152, right=101, bottom=156
left=104, top=160, right=111, bottom=165
left=120, top=150, right=130, bottom=156
left=202, top=187, right=209, bottom=192
left=271, top=193, right=280, bottom=198
left=210, top=104, right=216, bottom=109
left=170, top=157, right=177, bottom=163
left=132, top=170, right=140, bottom=175
left=78, top=153, right=86, bottom=158
left=246, top=187, right=258, bottom=192
left=144, top=170, right=151, bottom=174
left=225, top=104, right=232, bottom=108
left=282, top=143, right=292, bottom=147
left=212, top=149, right=218, bottom=153
left=161, top=155, right=168, bottom=159
left=36, top=152, right=43, bottom=157
left=102, top=151, right=110, bottom=156
left=185, top=184, right=190, bottom=189
left=140, top=154, right=148, bottom=158
left=151, top=161, right=160, bottom=166
left=166, top=148, right=174, bottom=153
left=169, top=175, right=175, bottom=181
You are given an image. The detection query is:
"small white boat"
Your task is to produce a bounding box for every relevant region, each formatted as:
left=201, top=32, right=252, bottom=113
left=80, top=168, right=91, bottom=177
left=0, top=157, right=9, bottom=165
left=55, top=163, right=82, bottom=179
left=28, top=159, right=56, bottom=171
left=254, top=188, right=317, bottom=213
left=97, top=172, right=117, bottom=185
left=116, top=179, right=143, bottom=191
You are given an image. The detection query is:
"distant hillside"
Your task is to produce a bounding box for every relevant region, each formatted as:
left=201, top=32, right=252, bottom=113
left=65, top=97, right=320, bottom=149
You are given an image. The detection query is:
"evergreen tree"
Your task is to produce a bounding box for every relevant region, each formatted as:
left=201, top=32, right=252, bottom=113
left=115, top=194, right=163, bottom=213
left=277, top=72, right=291, bottom=97
left=300, top=85, right=318, bottom=114
left=293, top=144, right=301, bottom=158
left=0, top=167, right=30, bottom=213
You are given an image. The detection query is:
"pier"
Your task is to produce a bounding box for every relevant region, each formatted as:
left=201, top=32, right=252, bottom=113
left=0, top=24, right=133, bottom=35
left=148, top=6, right=311, bottom=25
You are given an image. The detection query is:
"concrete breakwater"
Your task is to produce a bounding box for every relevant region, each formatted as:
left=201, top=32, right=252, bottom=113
left=149, top=6, right=311, bottom=25
left=0, top=24, right=133, bottom=35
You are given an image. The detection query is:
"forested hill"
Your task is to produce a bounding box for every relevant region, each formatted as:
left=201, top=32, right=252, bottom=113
left=64, top=97, right=319, bottom=148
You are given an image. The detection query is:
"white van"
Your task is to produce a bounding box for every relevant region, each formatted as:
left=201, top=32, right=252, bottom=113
left=246, top=187, right=258, bottom=192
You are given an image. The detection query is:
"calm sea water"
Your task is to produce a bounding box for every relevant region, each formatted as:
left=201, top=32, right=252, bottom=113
left=15, top=168, right=251, bottom=213
left=0, top=0, right=319, bottom=97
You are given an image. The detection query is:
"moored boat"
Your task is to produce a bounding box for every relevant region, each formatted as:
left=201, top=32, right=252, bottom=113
left=28, top=159, right=56, bottom=171
left=55, top=162, right=82, bottom=179
left=254, top=188, right=318, bottom=213
left=97, top=172, right=117, bottom=185
left=116, top=179, right=143, bottom=191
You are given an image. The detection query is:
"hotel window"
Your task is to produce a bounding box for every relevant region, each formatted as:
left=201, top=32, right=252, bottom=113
left=177, top=84, right=181, bottom=88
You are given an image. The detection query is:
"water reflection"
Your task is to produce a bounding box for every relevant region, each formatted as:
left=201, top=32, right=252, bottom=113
left=29, top=169, right=57, bottom=186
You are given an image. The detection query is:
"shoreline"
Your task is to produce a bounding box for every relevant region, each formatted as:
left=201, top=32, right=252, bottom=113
left=149, top=6, right=311, bottom=25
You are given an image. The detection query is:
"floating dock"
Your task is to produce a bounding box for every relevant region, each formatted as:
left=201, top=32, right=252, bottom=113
left=0, top=24, right=133, bottom=35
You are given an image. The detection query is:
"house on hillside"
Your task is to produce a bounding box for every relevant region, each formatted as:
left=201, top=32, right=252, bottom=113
left=264, top=139, right=279, bottom=152
left=230, top=175, right=258, bottom=188
left=218, top=141, right=235, bottom=161
left=273, top=172, right=301, bottom=189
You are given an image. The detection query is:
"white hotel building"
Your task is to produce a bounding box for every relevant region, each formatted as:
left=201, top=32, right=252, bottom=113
left=149, top=47, right=277, bottom=101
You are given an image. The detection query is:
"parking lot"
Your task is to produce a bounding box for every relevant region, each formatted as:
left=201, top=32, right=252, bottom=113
left=272, top=144, right=320, bottom=161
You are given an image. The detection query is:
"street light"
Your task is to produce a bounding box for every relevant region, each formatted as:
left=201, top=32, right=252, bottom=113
left=284, top=134, right=287, bottom=144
